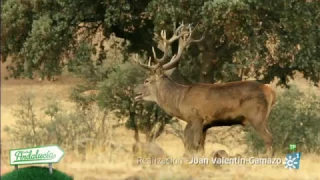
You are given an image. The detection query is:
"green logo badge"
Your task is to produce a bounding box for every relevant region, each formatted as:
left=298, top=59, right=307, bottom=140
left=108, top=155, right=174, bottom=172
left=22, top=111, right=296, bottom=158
left=289, top=144, right=296, bottom=152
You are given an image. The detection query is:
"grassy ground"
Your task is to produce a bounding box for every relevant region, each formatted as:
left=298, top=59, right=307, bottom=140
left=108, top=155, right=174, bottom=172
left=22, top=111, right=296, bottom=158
left=1, top=62, right=320, bottom=180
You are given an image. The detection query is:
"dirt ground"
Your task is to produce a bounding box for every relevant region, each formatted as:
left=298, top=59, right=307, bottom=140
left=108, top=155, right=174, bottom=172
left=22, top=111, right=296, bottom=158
left=1, top=61, right=320, bottom=180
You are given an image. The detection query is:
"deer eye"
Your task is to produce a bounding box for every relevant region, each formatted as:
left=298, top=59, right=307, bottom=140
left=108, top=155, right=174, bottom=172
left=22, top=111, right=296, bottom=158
left=144, top=80, right=149, bottom=84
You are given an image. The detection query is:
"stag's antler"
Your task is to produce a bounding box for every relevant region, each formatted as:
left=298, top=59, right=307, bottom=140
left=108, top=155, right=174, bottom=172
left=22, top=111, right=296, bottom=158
left=162, top=23, right=206, bottom=70
left=134, top=22, right=205, bottom=71
left=133, top=22, right=187, bottom=71
left=151, top=22, right=189, bottom=65
left=133, top=55, right=154, bottom=70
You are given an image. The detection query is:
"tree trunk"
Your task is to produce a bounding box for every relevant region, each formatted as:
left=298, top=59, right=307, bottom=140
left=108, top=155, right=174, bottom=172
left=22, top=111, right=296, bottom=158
left=199, top=51, right=215, bottom=83
left=197, top=37, right=230, bottom=84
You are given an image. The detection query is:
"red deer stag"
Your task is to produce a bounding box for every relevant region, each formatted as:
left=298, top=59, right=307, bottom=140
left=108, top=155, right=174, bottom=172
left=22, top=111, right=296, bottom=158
left=133, top=24, right=276, bottom=157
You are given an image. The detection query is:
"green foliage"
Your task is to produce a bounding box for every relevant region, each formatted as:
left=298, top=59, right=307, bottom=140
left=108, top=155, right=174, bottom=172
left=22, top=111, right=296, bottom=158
left=97, top=62, right=147, bottom=114
left=2, top=0, right=78, bottom=79
left=246, top=85, right=320, bottom=154
left=2, top=0, right=319, bottom=85
left=1, top=166, right=73, bottom=180
left=67, top=42, right=97, bottom=79
left=96, top=61, right=172, bottom=139
left=1, top=0, right=154, bottom=79
left=103, top=0, right=154, bottom=52
left=69, top=83, right=99, bottom=111
left=147, top=0, right=320, bottom=84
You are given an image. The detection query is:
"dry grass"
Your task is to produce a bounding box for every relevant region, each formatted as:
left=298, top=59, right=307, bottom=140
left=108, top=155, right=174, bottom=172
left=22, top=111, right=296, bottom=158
left=1, top=62, right=320, bottom=179
left=2, top=126, right=320, bottom=180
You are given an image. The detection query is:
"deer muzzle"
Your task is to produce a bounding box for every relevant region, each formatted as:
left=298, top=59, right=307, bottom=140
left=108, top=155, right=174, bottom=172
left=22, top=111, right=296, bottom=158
left=134, top=84, right=144, bottom=101
left=134, top=93, right=143, bottom=101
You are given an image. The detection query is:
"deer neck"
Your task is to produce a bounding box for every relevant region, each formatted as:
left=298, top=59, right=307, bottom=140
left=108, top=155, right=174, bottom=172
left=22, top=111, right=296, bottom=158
left=154, top=76, right=186, bottom=119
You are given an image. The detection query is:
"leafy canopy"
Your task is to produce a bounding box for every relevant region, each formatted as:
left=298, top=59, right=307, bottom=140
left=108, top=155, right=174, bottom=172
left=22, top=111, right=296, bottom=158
left=2, top=0, right=319, bottom=85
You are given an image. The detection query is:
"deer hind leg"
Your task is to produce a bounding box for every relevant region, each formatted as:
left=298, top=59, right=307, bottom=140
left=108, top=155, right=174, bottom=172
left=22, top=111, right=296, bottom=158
left=262, top=118, right=274, bottom=157
left=247, top=107, right=274, bottom=157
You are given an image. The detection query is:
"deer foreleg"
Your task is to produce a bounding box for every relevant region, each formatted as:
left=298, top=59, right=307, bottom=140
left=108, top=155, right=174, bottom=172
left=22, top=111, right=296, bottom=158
left=183, top=121, right=203, bottom=156
left=199, top=128, right=207, bottom=155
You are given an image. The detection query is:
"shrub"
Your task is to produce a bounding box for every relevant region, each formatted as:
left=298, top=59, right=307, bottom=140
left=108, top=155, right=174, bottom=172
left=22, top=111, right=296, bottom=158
left=246, top=85, right=320, bottom=154
left=1, top=166, right=73, bottom=180
left=96, top=61, right=172, bottom=141
left=3, top=93, right=43, bottom=146
left=4, top=92, right=112, bottom=152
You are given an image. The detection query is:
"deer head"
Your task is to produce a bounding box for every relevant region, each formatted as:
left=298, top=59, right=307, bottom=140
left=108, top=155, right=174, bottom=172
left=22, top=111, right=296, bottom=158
left=133, top=22, right=205, bottom=102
